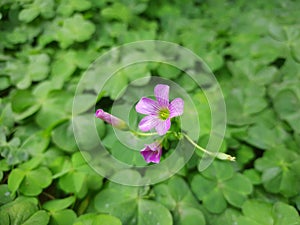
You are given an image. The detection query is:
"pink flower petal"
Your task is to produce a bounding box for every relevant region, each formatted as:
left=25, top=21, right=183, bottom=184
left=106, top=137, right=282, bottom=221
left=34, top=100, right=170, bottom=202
left=169, top=98, right=184, bottom=118
left=154, top=84, right=169, bottom=107
left=140, top=143, right=162, bottom=163
left=141, top=150, right=161, bottom=163
left=139, top=115, right=159, bottom=132
left=155, top=118, right=171, bottom=135
left=135, top=97, right=160, bottom=115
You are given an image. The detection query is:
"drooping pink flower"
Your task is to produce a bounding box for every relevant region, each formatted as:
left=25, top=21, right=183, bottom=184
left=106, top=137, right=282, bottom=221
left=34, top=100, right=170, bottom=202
left=135, top=84, right=184, bottom=135
left=95, top=109, right=129, bottom=131
left=140, top=142, right=162, bottom=164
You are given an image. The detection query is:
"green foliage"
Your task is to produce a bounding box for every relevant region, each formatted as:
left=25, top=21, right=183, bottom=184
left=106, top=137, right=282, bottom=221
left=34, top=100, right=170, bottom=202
left=74, top=213, right=122, bottom=225
left=0, top=197, right=50, bottom=225
left=236, top=200, right=300, bottom=225
left=255, top=148, right=300, bottom=197
left=154, top=176, right=206, bottom=225
left=1, top=0, right=300, bottom=224
left=8, top=157, right=52, bottom=196
left=94, top=182, right=173, bottom=225
left=191, top=161, right=253, bottom=213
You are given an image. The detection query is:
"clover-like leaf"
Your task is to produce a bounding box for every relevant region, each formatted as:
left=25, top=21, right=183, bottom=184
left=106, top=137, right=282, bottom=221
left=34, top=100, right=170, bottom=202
left=18, top=167, right=52, bottom=196
left=110, top=140, right=147, bottom=166
left=206, top=208, right=241, bottom=225
left=57, top=0, right=91, bottom=17
left=268, top=23, right=288, bottom=42
left=35, top=90, right=73, bottom=129
left=94, top=182, right=172, bottom=225
left=19, top=131, right=50, bottom=156
left=154, top=176, right=205, bottom=225
left=56, top=14, right=95, bottom=48
left=19, top=7, right=40, bottom=23
left=48, top=209, right=77, bottom=225
left=255, top=148, right=300, bottom=197
left=191, top=161, right=252, bottom=213
left=102, top=71, right=128, bottom=100
left=101, top=3, right=132, bottom=23
left=22, top=210, right=50, bottom=225
left=51, top=122, right=77, bottom=153
left=0, top=76, right=10, bottom=91
left=76, top=214, right=122, bottom=225
left=27, top=53, right=50, bottom=81
left=273, top=89, right=300, bottom=134
left=237, top=200, right=300, bottom=225
left=58, top=152, right=103, bottom=197
left=225, top=81, right=268, bottom=126
left=11, top=89, right=41, bottom=120
left=242, top=123, right=285, bottom=150
left=291, top=39, right=300, bottom=63
left=18, top=0, right=54, bottom=23
left=0, top=197, right=49, bottom=225
left=94, top=184, right=139, bottom=224
left=43, top=196, right=76, bottom=212
left=0, top=184, right=15, bottom=205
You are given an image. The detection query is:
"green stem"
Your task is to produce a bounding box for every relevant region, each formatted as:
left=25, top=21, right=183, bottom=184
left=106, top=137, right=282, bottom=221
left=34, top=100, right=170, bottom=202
left=183, top=133, right=213, bottom=155
left=183, top=133, right=235, bottom=161
left=130, top=130, right=158, bottom=137
left=129, top=129, right=235, bottom=161
left=130, top=130, right=172, bottom=137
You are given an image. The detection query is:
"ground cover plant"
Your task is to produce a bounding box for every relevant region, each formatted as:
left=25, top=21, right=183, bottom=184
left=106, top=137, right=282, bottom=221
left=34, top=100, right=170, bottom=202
left=1, top=0, right=300, bottom=224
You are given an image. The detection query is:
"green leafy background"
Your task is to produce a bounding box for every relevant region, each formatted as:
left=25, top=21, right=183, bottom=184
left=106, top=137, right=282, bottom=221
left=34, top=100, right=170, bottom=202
left=1, top=0, right=300, bottom=224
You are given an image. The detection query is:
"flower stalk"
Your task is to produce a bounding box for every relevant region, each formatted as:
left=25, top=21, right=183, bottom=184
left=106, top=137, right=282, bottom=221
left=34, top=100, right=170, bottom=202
left=130, top=129, right=236, bottom=162
left=182, top=133, right=235, bottom=161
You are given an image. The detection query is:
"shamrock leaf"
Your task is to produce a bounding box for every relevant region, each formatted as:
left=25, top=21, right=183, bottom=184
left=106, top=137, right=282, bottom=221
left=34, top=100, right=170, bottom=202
left=191, top=161, right=252, bottom=213
left=94, top=181, right=172, bottom=225
left=57, top=0, right=92, bottom=17
left=18, top=0, right=55, bottom=23
left=224, top=80, right=268, bottom=126
left=35, top=90, right=73, bottom=129
left=8, top=157, right=52, bottom=196
left=273, top=89, right=300, bottom=134
left=42, top=196, right=77, bottom=225
left=237, top=200, right=300, bottom=225
left=56, top=152, right=103, bottom=197
left=74, top=213, right=122, bottom=225
left=56, top=14, right=95, bottom=48
left=154, top=176, right=206, bottom=225
left=101, top=3, right=133, bottom=23
left=255, top=148, right=300, bottom=197
left=0, top=197, right=49, bottom=225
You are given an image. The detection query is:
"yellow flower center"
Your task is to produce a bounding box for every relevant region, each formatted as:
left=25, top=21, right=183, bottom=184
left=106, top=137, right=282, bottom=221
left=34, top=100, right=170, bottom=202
left=159, top=108, right=170, bottom=120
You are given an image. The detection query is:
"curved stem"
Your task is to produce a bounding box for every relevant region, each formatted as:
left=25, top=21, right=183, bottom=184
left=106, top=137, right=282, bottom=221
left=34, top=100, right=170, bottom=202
left=183, top=133, right=235, bottom=161
left=183, top=133, right=213, bottom=155
left=129, top=129, right=235, bottom=161
left=130, top=130, right=173, bottom=137
left=130, top=129, right=158, bottom=137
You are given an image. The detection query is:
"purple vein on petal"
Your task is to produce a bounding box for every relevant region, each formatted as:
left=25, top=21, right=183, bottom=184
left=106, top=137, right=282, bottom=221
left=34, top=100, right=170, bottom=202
left=154, top=84, right=169, bottom=107
left=140, top=142, right=162, bottom=163
left=155, top=118, right=171, bottom=135
left=135, top=97, right=160, bottom=115
left=138, top=115, right=159, bottom=132
left=169, top=98, right=184, bottom=118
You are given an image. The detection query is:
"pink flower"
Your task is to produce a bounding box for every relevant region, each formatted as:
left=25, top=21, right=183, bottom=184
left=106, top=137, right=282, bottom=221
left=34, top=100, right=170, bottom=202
left=140, top=142, right=162, bottom=164
left=95, top=109, right=129, bottom=131
left=135, top=84, right=184, bottom=135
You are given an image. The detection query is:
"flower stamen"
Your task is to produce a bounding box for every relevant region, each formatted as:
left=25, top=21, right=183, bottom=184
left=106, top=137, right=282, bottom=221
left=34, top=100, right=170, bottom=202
left=158, top=108, right=170, bottom=120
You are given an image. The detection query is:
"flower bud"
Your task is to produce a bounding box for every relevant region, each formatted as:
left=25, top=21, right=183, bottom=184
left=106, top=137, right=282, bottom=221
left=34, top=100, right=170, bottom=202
left=216, top=152, right=236, bottom=161
left=140, top=141, right=162, bottom=164
left=95, top=109, right=129, bottom=131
